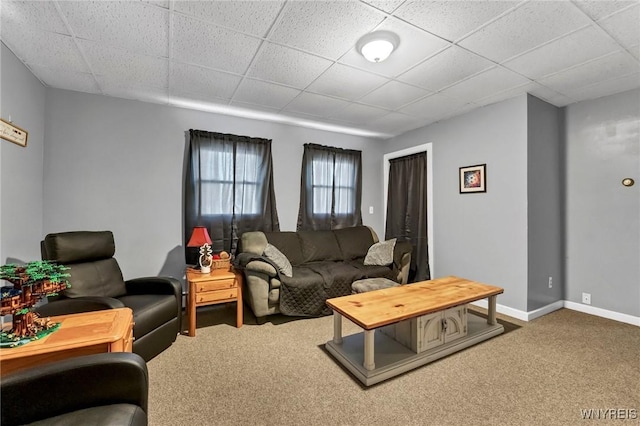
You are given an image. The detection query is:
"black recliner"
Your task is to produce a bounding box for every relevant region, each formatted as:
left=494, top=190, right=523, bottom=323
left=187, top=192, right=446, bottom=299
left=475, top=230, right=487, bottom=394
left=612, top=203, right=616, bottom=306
left=1, top=352, right=149, bottom=426
left=36, top=230, right=182, bottom=361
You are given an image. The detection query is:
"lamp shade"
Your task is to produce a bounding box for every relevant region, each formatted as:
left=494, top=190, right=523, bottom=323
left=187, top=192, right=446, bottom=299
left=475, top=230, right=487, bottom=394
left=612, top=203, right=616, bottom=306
left=187, top=226, right=212, bottom=248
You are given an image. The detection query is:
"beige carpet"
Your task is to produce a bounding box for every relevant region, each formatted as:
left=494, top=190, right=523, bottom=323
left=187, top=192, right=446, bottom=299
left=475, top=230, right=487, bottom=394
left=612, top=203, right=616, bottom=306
left=147, top=306, right=639, bottom=426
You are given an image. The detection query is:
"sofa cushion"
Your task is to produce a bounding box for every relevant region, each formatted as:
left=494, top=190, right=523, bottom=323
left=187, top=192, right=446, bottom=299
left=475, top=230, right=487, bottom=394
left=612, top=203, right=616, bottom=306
left=298, top=230, right=342, bottom=263
left=263, top=244, right=293, bottom=277
left=347, top=260, right=397, bottom=281
left=333, top=226, right=375, bottom=260
left=364, top=239, right=396, bottom=266
left=64, top=258, right=127, bottom=298
left=264, top=232, right=304, bottom=266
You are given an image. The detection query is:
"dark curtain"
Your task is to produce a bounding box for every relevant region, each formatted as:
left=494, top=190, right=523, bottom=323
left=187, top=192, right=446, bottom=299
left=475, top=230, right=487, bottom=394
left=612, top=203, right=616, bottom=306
left=385, top=152, right=430, bottom=282
left=297, top=143, right=362, bottom=231
left=185, top=130, right=279, bottom=262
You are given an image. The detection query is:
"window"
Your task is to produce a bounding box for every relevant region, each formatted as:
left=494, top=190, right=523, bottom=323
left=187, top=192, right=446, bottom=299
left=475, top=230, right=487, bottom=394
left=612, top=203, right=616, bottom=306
left=200, top=149, right=260, bottom=215
left=185, top=130, right=279, bottom=257
left=311, top=158, right=356, bottom=215
left=298, top=143, right=362, bottom=230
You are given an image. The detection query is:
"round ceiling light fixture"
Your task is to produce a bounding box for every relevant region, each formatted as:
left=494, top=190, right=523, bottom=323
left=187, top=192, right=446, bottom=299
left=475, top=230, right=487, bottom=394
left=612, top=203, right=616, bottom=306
left=357, top=31, right=400, bottom=63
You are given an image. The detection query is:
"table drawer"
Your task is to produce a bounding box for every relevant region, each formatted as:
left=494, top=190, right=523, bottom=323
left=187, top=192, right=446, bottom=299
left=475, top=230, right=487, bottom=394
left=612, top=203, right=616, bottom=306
left=196, top=279, right=237, bottom=292
left=197, top=288, right=238, bottom=304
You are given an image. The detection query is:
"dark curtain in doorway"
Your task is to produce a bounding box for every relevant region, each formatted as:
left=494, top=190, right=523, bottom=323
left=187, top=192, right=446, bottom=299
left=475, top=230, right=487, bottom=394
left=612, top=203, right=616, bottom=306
left=385, top=152, right=430, bottom=282
left=184, top=130, right=279, bottom=263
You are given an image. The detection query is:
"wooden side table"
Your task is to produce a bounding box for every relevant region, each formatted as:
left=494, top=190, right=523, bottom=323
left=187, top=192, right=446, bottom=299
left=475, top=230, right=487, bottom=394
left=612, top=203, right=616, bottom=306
left=186, top=267, right=243, bottom=336
left=0, top=308, right=134, bottom=377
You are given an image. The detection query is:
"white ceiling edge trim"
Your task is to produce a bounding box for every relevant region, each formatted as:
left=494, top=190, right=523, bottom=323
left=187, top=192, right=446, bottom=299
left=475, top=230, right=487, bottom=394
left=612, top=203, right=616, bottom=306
left=169, top=96, right=393, bottom=139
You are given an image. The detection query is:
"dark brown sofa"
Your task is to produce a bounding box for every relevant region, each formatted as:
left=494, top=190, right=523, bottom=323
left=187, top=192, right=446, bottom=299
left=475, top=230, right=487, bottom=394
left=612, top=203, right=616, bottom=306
left=236, top=226, right=411, bottom=322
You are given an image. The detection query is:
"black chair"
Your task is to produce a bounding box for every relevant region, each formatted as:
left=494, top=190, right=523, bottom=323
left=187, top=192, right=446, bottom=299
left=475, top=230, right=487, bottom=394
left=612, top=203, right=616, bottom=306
left=1, top=352, right=148, bottom=426
left=36, top=231, right=182, bottom=361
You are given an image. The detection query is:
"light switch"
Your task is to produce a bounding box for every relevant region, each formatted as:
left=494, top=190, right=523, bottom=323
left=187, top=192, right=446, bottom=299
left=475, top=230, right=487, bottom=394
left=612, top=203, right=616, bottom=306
left=369, top=206, right=374, bottom=214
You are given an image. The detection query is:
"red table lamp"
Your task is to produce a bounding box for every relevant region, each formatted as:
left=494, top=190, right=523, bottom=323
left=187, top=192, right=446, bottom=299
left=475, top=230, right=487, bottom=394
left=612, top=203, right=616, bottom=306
left=187, top=226, right=213, bottom=273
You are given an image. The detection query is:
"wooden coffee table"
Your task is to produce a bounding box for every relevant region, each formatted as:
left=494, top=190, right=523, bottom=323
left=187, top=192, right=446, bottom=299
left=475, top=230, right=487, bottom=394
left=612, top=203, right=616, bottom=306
left=325, top=276, right=504, bottom=386
left=0, top=308, right=133, bottom=377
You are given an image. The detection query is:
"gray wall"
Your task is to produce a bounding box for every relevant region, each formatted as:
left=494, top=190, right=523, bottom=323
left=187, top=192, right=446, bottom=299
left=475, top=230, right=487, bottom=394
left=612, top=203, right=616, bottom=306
left=42, top=89, right=383, bottom=282
left=0, top=43, right=46, bottom=264
left=383, top=96, right=530, bottom=311
left=527, top=95, right=563, bottom=310
left=564, top=89, right=640, bottom=317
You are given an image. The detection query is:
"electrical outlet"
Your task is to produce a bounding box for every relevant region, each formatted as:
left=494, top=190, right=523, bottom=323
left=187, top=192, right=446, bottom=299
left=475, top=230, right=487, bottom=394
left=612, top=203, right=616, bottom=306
left=582, top=292, right=591, bottom=305
left=548, top=276, right=553, bottom=288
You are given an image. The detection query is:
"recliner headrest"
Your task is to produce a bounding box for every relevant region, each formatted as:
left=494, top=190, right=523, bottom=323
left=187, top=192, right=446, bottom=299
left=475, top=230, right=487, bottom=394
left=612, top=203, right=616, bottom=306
left=42, top=231, right=116, bottom=264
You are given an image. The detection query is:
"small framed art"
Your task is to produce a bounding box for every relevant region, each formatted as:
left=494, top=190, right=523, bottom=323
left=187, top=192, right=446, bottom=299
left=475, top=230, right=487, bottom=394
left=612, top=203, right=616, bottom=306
left=459, top=164, right=486, bottom=193
left=1, top=118, right=28, bottom=147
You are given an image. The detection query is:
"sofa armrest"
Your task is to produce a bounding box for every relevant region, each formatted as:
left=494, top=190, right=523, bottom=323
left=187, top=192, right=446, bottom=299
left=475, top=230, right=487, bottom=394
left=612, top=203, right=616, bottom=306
left=245, top=260, right=277, bottom=277
left=35, top=296, right=125, bottom=317
left=125, top=277, right=183, bottom=331
left=0, top=352, right=148, bottom=426
left=235, top=253, right=277, bottom=278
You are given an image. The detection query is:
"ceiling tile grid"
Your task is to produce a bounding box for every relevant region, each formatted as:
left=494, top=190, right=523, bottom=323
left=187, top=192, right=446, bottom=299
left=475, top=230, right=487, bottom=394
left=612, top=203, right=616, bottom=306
left=1, top=0, right=638, bottom=139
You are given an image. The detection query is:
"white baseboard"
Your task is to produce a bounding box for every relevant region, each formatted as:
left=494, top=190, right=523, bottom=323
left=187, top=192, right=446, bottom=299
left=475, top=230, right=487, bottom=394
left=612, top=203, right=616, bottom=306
left=470, top=300, right=530, bottom=321
left=471, top=299, right=640, bottom=326
left=563, top=301, right=640, bottom=326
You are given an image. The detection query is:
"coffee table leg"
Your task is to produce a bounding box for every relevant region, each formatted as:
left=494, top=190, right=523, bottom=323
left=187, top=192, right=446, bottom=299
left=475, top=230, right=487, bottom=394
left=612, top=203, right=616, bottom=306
left=488, top=295, right=497, bottom=325
left=364, top=329, right=375, bottom=371
left=333, top=311, right=343, bottom=344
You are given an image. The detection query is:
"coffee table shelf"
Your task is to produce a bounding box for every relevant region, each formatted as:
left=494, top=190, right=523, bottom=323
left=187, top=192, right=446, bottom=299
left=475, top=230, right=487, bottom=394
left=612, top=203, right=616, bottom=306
left=325, top=276, right=504, bottom=386
left=326, top=312, right=503, bottom=386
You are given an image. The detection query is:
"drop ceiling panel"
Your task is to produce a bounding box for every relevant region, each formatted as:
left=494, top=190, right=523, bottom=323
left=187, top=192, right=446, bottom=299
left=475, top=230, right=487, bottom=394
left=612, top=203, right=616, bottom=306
left=173, top=1, right=284, bottom=38
left=1, top=24, right=88, bottom=72
left=170, top=63, right=242, bottom=100
left=101, top=83, right=169, bottom=104
left=172, top=14, right=261, bottom=74
left=282, top=92, right=350, bottom=117
left=398, top=45, right=494, bottom=91
left=362, top=1, right=406, bottom=14
left=539, top=51, right=640, bottom=94
left=233, top=79, right=301, bottom=109
left=439, top=66, right=531, bottom=103
left=573, top=0, right=637, bottom=20
left=561, top=72, right=640, bottom=102
left=393, top=1, right=518, bottom=42
left=79, top=41, right=168, bottom=89
left=503, top=26, right=622, bottom=80
left=459, top=1, right=594, bottom=62
left=248, top=42, right=333, bottom=88
left=359, top=80, right=430, bottom=110
left=306, top=63, right=387, bottom=100
left=339, top=16, right=450, bottom=78
left=269, top=1, right=385, bottom=59
left=598, top=4, right=640, bottom=49
left=58, top=1, right=169, bottom=57
left=399, top=93, right=472, bottom=119
left=2, top=0, right=639, bottom=139
left=329, top=103, right=392, bottom=124
left=367, top=112, right=428, bottom=134
left=2, top=1, right=68, bottom=35
left=29, top=65, right=99, bottom=94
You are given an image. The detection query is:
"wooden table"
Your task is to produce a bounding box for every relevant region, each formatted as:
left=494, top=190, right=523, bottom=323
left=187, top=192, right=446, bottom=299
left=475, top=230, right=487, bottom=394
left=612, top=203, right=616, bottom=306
left=0, top=308, right=133, bottom=377
left=325, top=276, right=504, bottom=386
left=186, top=267, right=243, bottom=336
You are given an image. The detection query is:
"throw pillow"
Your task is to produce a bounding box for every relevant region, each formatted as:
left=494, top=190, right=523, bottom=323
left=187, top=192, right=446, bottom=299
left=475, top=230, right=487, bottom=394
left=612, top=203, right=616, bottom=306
left=364, top=239, right=397, bottom=266
left=263, top=243, right=293, bottom=277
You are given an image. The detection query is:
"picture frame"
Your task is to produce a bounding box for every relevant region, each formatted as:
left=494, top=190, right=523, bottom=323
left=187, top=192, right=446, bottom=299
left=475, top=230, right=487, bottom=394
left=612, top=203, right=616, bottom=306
left=459, top=164, right=486, bottom=193
left=0, top=118, right=28, bottom=147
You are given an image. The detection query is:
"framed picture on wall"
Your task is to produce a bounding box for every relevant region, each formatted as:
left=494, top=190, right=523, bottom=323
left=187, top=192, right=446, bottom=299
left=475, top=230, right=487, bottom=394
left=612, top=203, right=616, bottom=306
left=459, top=164, right=486, bottom=193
